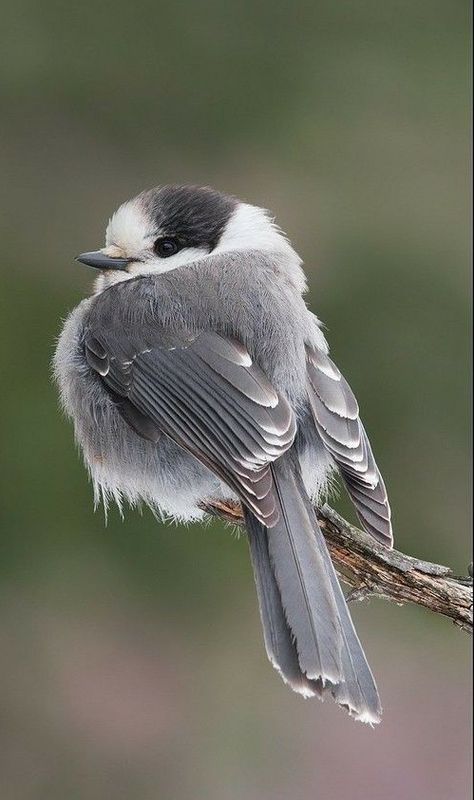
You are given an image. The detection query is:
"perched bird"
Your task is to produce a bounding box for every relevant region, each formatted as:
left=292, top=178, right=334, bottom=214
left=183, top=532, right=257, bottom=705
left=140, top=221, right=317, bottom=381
left=54, top=185, right=392, bottom=724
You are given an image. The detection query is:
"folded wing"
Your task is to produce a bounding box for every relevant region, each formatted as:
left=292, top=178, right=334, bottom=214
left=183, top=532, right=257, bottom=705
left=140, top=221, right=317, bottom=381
left=84, top=328, right=297, bottom=526
left=306, top=345, right=393, bottom=547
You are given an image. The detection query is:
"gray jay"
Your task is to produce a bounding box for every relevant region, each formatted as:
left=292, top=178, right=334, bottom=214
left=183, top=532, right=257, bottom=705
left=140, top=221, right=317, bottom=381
left=54, top=185, right=392, bottom=724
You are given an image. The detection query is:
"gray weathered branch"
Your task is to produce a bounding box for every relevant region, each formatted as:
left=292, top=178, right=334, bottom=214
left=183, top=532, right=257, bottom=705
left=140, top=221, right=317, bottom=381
left=200, top=499, right=473, bottom=634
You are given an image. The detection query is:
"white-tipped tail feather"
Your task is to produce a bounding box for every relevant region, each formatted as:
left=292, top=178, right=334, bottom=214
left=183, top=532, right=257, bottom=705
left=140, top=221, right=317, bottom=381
left=245, top=450, right=382, bottom=724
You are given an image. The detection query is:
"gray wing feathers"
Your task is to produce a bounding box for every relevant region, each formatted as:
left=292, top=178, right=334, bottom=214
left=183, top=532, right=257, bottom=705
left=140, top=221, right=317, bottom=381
left=192, top=332, right=280, bottom=407
left=85, top=330, right=296, bottom=526
left=306, top=346, right=393, bottom=547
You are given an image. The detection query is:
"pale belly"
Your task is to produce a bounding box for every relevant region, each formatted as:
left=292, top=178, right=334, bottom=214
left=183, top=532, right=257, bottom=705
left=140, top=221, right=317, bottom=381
left=77, top=395, right=228, bottom=521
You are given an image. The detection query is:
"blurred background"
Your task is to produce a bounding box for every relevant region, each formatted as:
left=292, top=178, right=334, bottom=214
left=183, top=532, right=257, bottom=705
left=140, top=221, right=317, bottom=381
left=0, top=1, right=471, bottom=798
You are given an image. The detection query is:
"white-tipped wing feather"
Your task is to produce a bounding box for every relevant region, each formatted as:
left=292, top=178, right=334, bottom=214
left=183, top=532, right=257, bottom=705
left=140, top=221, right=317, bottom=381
left=306, top=345, right=393, bottom=547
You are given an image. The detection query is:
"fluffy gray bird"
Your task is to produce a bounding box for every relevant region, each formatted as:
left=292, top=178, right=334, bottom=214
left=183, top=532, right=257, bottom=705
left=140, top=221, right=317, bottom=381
left=54, top=185, right=392, bottom=724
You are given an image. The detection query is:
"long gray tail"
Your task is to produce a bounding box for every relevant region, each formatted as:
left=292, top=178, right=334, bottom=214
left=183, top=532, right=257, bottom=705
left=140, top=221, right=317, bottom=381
left=244, top=451, right=382, bottom=724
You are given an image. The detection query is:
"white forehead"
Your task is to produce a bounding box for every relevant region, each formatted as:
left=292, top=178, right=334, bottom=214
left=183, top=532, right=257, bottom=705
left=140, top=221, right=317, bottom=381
left=105, top=199, right=151, bottom=253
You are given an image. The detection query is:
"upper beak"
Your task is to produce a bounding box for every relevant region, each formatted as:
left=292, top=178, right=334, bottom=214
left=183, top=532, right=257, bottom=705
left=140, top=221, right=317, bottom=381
left=75, top=250, right=133, bottom=271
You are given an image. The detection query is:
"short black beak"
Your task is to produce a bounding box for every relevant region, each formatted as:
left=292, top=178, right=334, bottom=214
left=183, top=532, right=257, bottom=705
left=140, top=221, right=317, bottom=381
left=75, top=251, right=132, bottom=271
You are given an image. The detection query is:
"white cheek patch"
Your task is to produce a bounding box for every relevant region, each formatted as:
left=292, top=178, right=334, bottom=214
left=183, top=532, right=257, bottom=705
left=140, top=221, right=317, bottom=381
left=127, top=246, right=211, bottom=277
left=94, top=246, right=211, bottom=291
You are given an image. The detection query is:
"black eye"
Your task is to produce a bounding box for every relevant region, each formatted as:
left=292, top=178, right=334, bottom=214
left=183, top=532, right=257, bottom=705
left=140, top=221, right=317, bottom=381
left=153, top=237, right=181, bottom=258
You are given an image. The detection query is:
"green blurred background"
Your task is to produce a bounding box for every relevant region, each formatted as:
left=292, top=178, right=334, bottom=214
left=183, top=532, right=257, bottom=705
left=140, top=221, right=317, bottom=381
left=0, top=1, right=471, bottom=798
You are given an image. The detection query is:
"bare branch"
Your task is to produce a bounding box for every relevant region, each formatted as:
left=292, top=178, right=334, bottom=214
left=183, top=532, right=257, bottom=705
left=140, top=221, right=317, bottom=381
left=200, top=499, right=473, bottom=634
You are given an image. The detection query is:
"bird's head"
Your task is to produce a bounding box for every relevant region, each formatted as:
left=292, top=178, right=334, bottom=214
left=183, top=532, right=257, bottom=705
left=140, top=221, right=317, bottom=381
left=76, top=184, right=305, bottom=292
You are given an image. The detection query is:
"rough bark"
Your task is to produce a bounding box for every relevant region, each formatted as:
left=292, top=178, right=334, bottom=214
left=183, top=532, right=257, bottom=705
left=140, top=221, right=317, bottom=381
left=200, top=499, right=473, bottom=634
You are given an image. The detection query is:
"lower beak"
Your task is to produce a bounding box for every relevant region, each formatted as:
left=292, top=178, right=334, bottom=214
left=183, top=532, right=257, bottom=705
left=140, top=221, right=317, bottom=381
left=75, top=251, right=133, bottom=271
